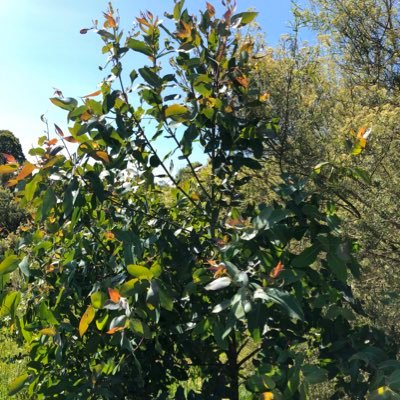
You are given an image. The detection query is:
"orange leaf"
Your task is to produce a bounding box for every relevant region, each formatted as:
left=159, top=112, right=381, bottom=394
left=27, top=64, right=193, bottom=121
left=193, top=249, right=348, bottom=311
left=260, top=393, right=274, bottom=400
left=136, top=17, right=151, bottom=27
left=270, top=261, right=284, bottom=279
left=6, top=179, right=18, bottom=187
left=359, top=138, right=367, bottom=149
left=47, top=138, right=58, bottom=146
left=357, top=126, right=367, bottom=139
left=103, top=12, right=117, bottom=28
left=16, top=163, right=35, bottom=181
left=93, top=150, right=110, bottom=164
left=105, top=231, right=115, bottom=240
left=80, top=111, right=92, bottom=121
left=79, top=305, right=96, bottom=337
left=108, top=288, right=121, bottom=303
left=176, top=20, right=192, bottom=39
left=82, top=89, right=102, bottom=98
left=235, top=76, right=249, bottom=88
left=1, top=153, right=16, bottom=163
left=63, top=136, right=78, bottom=143
left=106, top=326, right=124, bottom=335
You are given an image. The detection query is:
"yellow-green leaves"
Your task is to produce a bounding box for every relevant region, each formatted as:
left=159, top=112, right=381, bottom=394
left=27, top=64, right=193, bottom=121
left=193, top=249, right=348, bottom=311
left=79, top=305, right=96, bottom=337
left=0, top=255, right=20, bottom=275
left=0, top=164, right=18, bottom=174
left=90, top=291, right=107, bottom=309
left=8, top=373, right=32, bottom=396
left=127, top=264, right=154, bottom=280
left=50, top=97, right=78, bottom=111
left=164, top=104, right=189, bottom=119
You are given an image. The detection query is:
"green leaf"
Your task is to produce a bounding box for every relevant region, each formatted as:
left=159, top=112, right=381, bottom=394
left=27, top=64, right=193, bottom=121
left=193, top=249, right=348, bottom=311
left=231, top=12, right=258, bottom=26
left=389, top=370, right=400, bottom=391
left=158, top=286, right=174, bottom=311
left=39, top=302, right=59, bottom=325
left=120, top=279, right=139, bottom=296
left=0, top=291, right=21, bottom=320
left=255, top=287, right=304, bottom=320
left=127, top=264, right=153, bottom=280
left=50, top=97, right=78, bottom=111
left=292, top=245, right=320, bottom=269
left=0, top=255, right=20, bottom=275
left=95, top=313, right=109, bottom=331
left=40, top=188, right=56, bottom=221
left=302, top=365, right=328, bottom=384
left=350, top=347, right=388, bottom=367
left=139, top=67, right=163, bottom=87
left=165, top=104, right=189, bottom=118
left=8, top=373, right=32, bottom=396
left=127, top=39, right=153, bottom=56
left=326, top=252, right=347, bottom=283
left=90, top=291, right=107, bottom=309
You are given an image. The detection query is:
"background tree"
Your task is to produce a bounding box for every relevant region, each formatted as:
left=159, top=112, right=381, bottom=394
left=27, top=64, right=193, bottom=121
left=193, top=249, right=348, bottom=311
left=0, top=130, right=25, bottom=165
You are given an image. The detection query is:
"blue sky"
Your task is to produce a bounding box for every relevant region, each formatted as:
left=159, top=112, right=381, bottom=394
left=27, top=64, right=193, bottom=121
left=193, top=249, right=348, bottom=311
left=0, top=0, right=309, bottom=156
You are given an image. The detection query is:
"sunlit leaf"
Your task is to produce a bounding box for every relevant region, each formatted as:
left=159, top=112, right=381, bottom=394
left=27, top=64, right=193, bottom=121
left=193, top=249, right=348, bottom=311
left=8, top=374, right=32, bottom=396
left=0, top=164, right=18, bottom=174
left=16, top=162, right=35, bottom=181
left=165, top=104, right=189, bottom=117
left=79, top=305, right=96, bottom=337
left=108, top=288, right=121, bottom=303
left=0, top=255, right=20, bottom=275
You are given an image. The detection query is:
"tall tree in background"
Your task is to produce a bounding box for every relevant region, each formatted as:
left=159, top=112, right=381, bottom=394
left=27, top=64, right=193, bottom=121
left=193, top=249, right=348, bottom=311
left=0, top=130, right=25, bottom=165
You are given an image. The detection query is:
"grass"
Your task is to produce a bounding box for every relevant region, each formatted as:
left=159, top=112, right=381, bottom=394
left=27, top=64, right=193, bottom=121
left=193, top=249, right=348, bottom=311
left=0, top=329, right=28, bottom=400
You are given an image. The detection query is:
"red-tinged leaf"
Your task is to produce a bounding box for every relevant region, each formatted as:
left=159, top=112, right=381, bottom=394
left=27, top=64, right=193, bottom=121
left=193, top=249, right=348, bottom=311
left=80, top=111, right=92, bottom=121
left=6, top=179, right=18, bottom=187
left=93, top=150, right=110, bottom=164
left=106, top=326, right=124, bottom=335
left=47, top=138, right=58, bottom=146
left=64, top=136, right=78, bottom=143
left=16, top=163, right=35, bottom=181
left=0, top=164, right=18, bottom=174
left=224, top=9, right=232, bottom=23
left=80, top=28, right=89, bottom=34
left=53, top=87, right=63, bottom=97
left=103, top=12, right=117, bottom=28
left=108, top=288, right=121, bottom=303
left=176, top=20, right=192, bottom=39
left=136, top=17, right=151, bottom=27
left=235, top=76, right=249, bottom=88
left=357, top=126, right=367, bottom=139
left=206, top=2, right=216, bottom=17
left=270, top=261, right=284, bottom=279
left=82, top=89, right=102, bottom=98
left=79, top=305, right=95, bottom=337
left=1, top=153, right=16, bottom=163
left=54, top=124, right=64, bottom=137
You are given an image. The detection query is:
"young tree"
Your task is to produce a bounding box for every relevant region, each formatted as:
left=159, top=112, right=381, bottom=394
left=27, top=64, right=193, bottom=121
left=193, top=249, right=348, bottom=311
left=1, top=2, right=398, bottom=399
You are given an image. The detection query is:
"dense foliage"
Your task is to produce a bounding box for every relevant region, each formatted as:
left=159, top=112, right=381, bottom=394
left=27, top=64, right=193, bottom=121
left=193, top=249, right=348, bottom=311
left=1, top=1, right=400, bottom=399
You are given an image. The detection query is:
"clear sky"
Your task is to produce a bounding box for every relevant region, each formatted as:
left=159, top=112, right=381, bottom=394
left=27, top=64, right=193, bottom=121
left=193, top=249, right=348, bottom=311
left=0, top=0, right=309, bottom=156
